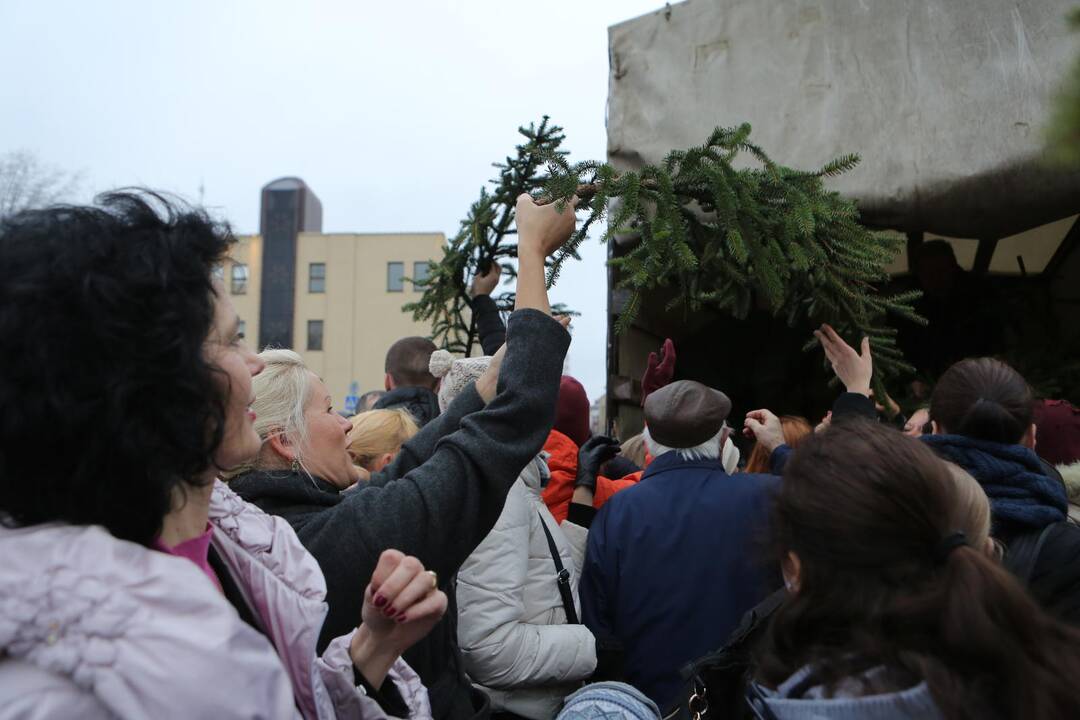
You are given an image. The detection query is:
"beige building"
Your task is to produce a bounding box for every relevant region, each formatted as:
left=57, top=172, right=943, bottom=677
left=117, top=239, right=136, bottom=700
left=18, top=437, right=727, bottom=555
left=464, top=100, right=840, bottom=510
left=226, top=178, right=444, bottom=411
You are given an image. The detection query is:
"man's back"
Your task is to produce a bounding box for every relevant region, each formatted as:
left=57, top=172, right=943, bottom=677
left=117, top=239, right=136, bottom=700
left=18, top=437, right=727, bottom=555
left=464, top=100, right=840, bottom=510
left=580, top=451, right=780, bottom=710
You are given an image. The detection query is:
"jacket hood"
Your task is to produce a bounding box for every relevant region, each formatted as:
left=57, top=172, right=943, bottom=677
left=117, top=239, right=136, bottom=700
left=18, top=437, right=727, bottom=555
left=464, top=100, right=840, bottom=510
left=922, top=434, right=1068, bottom=530
left=750, top=665, right=942, bottom=720
left=520, top=454, right=551, bottom=492
left=374, top=386, right=440, bottom=427
left=544, top=429, right=579, bottom=476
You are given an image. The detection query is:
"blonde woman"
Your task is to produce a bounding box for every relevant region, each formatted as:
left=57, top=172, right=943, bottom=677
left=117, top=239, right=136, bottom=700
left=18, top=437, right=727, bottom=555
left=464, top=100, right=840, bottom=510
left=228, top=193, right=578, bottom=720
left=350, top=409, right=420, bottom=473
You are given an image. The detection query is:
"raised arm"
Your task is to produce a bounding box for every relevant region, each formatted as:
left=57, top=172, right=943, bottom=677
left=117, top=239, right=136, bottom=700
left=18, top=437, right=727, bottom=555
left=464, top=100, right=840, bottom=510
left=469, top=262, right=507, bottom=356
left=299, top=195, right=578, bottom=649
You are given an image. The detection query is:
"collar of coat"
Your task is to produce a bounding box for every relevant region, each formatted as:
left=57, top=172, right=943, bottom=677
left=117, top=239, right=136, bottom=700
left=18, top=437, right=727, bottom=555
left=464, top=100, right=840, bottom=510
left=640, top=451, right=726, bottom=480
left=227, top=468, right=342, bottom=507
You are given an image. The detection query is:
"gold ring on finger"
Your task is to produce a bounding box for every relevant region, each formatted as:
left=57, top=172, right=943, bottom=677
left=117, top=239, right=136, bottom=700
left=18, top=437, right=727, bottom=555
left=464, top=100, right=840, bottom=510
left=427, top=570, right=438, bottom=590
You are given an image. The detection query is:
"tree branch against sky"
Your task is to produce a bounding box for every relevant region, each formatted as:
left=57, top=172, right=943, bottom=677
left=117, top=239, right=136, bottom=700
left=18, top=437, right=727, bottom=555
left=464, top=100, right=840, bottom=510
left=0, top=150, right=81, bottom=219
left=0, top=0, right=663, bottom=400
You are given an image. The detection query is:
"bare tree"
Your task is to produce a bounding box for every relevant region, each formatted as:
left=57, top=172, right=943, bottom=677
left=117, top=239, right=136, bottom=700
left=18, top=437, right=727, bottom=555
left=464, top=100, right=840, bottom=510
left=0, top=150, right=81, bottom=219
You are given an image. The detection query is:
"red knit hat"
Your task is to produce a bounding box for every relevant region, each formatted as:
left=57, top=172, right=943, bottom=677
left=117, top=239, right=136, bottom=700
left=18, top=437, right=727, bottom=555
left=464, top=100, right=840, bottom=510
left=1034, top=399, right=1080, bottom=466
left=555, top=376, right=591, bottom=448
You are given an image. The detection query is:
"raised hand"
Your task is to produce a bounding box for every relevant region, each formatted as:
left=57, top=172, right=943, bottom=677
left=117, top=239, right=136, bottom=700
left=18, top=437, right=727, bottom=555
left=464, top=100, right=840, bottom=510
left=641, top=338, right=676, bottom=405
left=576, top=435, right=621, bottom=491
left=515, top=193, right=578, bottom=259
left=349, top=549, right=448, bottom=689
left=469, top=262, right=502, bottom=298
left=814, top=324, right=872, bottom=397
left=744, top=409, right=786, bottom=454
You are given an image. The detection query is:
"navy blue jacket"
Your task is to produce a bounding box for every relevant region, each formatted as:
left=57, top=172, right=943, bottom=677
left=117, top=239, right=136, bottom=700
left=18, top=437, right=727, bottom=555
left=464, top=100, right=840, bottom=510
left=579, top=451, right=781, bottom=710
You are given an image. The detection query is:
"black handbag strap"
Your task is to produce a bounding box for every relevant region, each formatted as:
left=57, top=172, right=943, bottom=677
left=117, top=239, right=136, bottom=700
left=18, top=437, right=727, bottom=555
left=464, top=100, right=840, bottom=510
left=537, top=511, right=580, bottom=624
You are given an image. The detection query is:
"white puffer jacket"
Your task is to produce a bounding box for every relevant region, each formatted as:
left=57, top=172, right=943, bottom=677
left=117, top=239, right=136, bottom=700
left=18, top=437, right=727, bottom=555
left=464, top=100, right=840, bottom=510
left=456, top=456, right=597, bottom=720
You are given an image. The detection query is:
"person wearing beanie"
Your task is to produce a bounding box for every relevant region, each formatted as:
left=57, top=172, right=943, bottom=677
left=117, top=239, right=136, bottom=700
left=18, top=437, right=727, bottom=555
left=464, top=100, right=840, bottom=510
left=429, top=349, right=493, bottom=413
left=542, top=376, right=643, bottom=524
left=579, top=380, right=782, bottom=711
left=1034, top=400, right=1080, bottom=523
left=437, top=357, right=598, bottom=720
left=557, top=682, right=661, bottom=720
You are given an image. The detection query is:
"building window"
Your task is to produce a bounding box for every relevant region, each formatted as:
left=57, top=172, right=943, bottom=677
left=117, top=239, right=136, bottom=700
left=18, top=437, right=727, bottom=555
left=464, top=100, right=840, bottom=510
left=309, top=262, right=326, bottom=293
left=238, top=319, right=246, bottom=338
left=231, top=263, right=248, bottom=295
left=387, top=262, right=404, bottom=292
left=307, top=320, right=324, bottom=351
left=412, top=261, right=430, bottom=290
left=212, top=264, right=225, bottom=280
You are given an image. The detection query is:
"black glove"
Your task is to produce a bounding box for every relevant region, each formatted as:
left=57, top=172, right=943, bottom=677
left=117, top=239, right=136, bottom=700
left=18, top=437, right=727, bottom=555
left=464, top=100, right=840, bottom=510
left=576, top=435, right=621, bottom=491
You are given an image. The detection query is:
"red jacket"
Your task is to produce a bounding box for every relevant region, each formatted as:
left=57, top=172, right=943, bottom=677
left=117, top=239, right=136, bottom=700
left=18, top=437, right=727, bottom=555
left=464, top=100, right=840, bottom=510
left=541, top=429, right=642, bottom=523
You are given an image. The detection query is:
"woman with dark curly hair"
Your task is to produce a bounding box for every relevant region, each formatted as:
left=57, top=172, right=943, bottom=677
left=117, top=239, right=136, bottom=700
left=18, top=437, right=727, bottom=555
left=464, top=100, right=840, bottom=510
left=0, top=192, right=447, bottom=718
left=748, top=422, right=1080, bottom=720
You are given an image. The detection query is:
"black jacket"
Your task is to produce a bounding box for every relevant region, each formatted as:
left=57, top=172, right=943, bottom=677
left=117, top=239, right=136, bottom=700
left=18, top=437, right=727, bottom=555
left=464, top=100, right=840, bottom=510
left=1000, top=521, right=1080, bottom=623
left=231, top=310, right=570, bottom=720
left=374, top=385, right=441, bottom=427
left=470, top=294, right=507, bottom=356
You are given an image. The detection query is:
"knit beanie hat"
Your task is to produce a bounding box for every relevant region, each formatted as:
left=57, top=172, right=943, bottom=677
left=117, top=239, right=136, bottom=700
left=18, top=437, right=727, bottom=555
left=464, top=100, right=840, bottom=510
left=555, top=376, right=591, bottom=448
left=557, top=682, right=661, bottom=720
left=429, top=349, right=491, bottom=413
left=1034, top=399, right=1080, bottom=466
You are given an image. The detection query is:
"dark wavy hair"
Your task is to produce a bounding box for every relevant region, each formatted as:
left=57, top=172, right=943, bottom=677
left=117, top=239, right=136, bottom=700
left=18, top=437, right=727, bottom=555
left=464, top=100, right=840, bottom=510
left=754, top=421, right=1080, bottom=719
left=0, top=191, right=233, bottom=546
left=930, top=358, right=1033, bottom=444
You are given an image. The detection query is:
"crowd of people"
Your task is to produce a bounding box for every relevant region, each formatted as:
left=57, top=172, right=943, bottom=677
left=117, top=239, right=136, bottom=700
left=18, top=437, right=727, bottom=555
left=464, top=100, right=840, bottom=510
left=3, top=190, right=1080, bottom=719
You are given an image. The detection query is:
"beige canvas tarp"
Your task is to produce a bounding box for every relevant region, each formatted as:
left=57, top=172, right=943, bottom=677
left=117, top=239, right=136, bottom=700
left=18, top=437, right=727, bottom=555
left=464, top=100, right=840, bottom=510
left=607, top=0, right=1080, bottom=238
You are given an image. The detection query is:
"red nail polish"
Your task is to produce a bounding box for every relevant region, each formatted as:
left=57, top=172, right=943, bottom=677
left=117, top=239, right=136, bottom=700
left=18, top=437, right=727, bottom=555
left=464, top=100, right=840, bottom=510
left=384, top=606, right=397, bottom=617
left=373, top=594, right=387, bottom=608
left=396, top=614, right=407, bottom=623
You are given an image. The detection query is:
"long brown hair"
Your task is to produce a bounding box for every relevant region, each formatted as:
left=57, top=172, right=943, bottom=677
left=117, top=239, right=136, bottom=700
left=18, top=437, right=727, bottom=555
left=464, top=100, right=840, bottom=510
left=744, top=416, right=811, bottom=473
left=754, top=421, right=1080, bottom=719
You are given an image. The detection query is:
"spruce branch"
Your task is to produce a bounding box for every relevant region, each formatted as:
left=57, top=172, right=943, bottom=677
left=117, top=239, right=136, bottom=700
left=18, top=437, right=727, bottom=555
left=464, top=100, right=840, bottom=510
left=537, top=123, right=924, bottom=386
left=411, top=118, right=923, bottom=388
left=407, top=116, right=575, bottom=354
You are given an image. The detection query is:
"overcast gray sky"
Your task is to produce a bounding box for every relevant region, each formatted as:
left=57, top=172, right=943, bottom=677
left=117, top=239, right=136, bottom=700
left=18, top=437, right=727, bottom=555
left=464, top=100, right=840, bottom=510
left=0, top=0, right=665, bottom=401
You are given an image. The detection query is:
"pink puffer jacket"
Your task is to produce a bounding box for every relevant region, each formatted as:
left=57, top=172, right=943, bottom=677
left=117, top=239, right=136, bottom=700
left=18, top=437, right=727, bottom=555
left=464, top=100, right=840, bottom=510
left=0, top=481, right=431, bottom=719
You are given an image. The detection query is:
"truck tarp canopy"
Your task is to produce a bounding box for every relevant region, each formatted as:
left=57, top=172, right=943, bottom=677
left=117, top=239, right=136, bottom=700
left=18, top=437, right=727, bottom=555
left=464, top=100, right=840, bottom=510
left=607, top=0, right=1080, bottom=238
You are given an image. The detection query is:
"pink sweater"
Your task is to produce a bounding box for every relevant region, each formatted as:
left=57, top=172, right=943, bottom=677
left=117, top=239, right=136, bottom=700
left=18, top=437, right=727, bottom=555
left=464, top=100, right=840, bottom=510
left=152, top=523, right=223, bottom=592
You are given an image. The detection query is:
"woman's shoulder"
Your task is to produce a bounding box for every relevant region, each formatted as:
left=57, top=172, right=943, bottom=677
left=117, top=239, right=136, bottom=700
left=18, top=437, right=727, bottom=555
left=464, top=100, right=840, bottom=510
left=209, top=480, right=327, bottom=602
left=0, top=520, right=298, bottom=718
